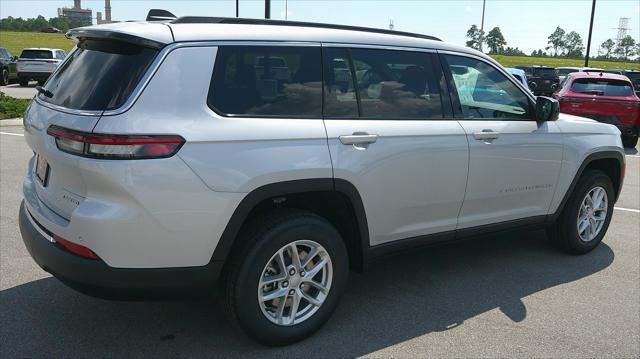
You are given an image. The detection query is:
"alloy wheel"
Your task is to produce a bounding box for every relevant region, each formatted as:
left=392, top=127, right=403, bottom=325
left=577, top=186, right=608, bottom=242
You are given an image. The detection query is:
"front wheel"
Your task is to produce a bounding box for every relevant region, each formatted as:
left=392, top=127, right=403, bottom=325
left=222, top=210, right=349, bottom=346
left=622, top=135, right=638, bottom=149
left=18, top=79, right=28, bottom=87
left=547, top=169, right=614, bottom=254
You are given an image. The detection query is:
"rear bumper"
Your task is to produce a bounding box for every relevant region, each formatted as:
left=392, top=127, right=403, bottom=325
left=17, top=72, right=51, bottom=81
left=19, top=201, right=223, bottom=300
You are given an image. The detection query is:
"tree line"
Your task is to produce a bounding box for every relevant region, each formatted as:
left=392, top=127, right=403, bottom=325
left=466, top=24, right=639, bottom=61
left=0, top=15, right=86, bottom=32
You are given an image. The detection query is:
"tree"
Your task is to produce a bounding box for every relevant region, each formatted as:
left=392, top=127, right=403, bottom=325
left=485, top=27, right=506, bottom=54
left=546, top=26, right=566, bottom=56
left=614, top=35, right=637, bottom=60
left=600, top=39, right=615, bottom=59
left=465, top=24, right=484, bottom=51
left=563, top=31, right=584, bottom=58
left=503, top=47, right=525, bottom=56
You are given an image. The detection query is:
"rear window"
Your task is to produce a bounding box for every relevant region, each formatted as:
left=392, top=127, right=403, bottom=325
left=533, top=68, right=557, bottom=77
left=40, top=39, right=157, bottom=111
left=209, top=46, right=322, bottom=118
left=571, top=78, right=634, bottom=96
left=20, top=50, right=53, bottom=59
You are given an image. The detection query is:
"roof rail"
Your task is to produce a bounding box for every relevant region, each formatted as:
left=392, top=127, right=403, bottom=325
left=170, top=17, right=441, bottom=42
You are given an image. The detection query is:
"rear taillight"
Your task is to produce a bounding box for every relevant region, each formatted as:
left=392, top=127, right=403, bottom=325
left=47, top=125, right=185, bottom=160
left=54, top=234, right=100, bottom=260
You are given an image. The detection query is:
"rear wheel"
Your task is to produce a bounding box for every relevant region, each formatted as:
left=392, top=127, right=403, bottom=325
left=622, top=135, right=638, bottom=148
left=18, top=79, right=28, bottom=87
left=222, top=210, right=348, bottom=346
left=547, top=170, right=614, bottom=254
left=1, top=69, right=8, bottom=86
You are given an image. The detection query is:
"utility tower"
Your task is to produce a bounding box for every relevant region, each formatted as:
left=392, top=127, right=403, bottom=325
left=615, top=17, right=631, bottom=43
left=389, top=20, right=394, bottom=30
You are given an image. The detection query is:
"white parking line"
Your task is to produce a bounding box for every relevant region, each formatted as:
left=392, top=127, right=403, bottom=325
left=615, top=207, right=640, bottom=214
left=0, top=132, right=24, bottom=136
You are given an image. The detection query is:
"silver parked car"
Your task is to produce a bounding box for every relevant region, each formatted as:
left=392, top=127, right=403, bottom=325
left=19, top=13, right=625, bottom=346
left=17, top=48, right=66, bottom=86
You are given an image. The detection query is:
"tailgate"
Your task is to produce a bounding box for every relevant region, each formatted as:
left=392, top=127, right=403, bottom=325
left=18, top=59, right=56, bottom=73
left=24, top=100, right=100, bottom=220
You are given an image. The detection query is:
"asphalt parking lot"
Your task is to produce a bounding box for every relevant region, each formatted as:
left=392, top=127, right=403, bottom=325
left=1, top=126, right=638, bottom=357
left=0, top=83, right=38, bottom=99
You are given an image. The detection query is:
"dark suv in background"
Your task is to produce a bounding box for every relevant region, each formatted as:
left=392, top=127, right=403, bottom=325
left=0, top=47, right=18, bottom=86
left=515, top=65, right=559, bottom=96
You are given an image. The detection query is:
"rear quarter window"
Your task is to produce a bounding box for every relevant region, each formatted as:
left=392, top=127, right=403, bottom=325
left=20, top=50, right=53, bottom=59
left=209, top=46, right=322, bottom=118
left=40, top=39, right=158, bottom=111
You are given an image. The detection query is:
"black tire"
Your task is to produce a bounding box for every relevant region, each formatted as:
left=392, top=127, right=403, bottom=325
left=622, top=135, right=638, bottom=149
left=547, top=169, right=614, bottom=254
left=18, top=79, right=28, bottom=87
left=37, top=80, right=45, bottom=86
left=221, top=209, right=349, bottom=346
left=0, top=68, right=8, bottom=86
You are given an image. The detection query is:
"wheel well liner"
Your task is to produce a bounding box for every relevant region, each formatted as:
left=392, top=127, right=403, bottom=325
left=210, top=179, right=370, bottom=270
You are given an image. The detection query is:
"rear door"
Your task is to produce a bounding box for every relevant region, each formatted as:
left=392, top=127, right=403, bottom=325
left=323, top=46, right=469, bottom=246
left=441, top=54, right=563, bottom=229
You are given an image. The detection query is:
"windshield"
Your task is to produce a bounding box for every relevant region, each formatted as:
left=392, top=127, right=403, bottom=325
left=20, top=50, right=53, bottom=59
left=557, top=69, right=576, bottom=76
left=571, top=78, right=634, bottom=96
left=40, top=39, right=158, bottom=111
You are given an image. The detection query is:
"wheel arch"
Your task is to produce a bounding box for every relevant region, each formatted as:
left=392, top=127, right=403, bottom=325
left=550, top=150, right=624, bottom=222
left=211, top=178, right=370, bottom=271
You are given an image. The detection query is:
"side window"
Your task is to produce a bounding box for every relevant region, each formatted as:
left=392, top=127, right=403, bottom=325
left=0, top=49, right=6, bottom=58
left=445, top=55, right=533, bottom=120
left=323, top=48, right=358, bottom=117
left=209, top=46, right=322, bottom=118
left=349, top=49, right=443, bottom=119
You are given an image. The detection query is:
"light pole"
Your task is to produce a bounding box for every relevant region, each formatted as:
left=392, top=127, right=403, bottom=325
left=584, top=0, right=596, bottom=66
left=265, top=0, right=271, bottom=19
left=236, top=0, right=239, bottom=17
left=479, top=0, right=486, bottom=52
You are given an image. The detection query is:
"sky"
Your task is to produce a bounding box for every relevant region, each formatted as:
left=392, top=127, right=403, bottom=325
left=1, top=0, right=639, bottom=55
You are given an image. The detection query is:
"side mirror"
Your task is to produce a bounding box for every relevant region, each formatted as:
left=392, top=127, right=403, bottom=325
left=535, top=96, right=559, bottom=123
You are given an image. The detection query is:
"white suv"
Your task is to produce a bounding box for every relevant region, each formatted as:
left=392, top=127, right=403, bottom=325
left=17, top=48, right=66, bottom=86
left=19, top=15, right=625, bottom=346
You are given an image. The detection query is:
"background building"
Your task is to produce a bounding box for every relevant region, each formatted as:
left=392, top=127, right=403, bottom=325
left=58, top=0, right=92, bottom=26
left=96, top=0, right=114, bottom=25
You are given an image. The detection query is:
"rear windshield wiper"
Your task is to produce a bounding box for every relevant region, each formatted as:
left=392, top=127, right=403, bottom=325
left=577, top=90, right=605, bottom=96
left=35, top=85, right=53, bottom=98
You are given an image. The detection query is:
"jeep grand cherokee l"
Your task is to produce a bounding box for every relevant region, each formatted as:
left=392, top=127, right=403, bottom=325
left=19, top=16, right=625, bottom=346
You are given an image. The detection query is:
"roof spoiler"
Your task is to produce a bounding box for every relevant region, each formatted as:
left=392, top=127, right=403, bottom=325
left=146, top=9, right=177, bottom=22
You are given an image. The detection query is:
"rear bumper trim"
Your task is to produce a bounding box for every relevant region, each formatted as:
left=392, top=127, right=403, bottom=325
left=19, top=200, right=223, bottom=299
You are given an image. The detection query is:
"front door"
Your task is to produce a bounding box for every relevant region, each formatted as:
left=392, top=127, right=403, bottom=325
left=442, top=54, right=563, bottom=229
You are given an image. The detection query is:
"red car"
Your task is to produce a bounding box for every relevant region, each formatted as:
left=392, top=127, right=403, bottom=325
left=555, top=72, right=639, bottom=148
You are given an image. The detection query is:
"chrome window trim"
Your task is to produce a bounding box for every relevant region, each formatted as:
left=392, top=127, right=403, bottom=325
left=437, top=49, right=537, bottom=103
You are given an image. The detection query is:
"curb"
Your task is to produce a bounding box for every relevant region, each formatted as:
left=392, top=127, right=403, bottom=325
left=0, top=118, right=23, bottom=127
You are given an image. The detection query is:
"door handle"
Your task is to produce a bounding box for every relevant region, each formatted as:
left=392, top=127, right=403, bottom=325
left=339, top=133, right=378, bottom=145
left=473, top=129, right=500, bottom=141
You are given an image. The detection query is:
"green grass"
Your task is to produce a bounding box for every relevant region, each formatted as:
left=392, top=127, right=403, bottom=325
left=491, top=55, right=640, bottom=70
left=0, top=93, right=30, bottom=120
left=0, top=31, right=75, bottom=56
